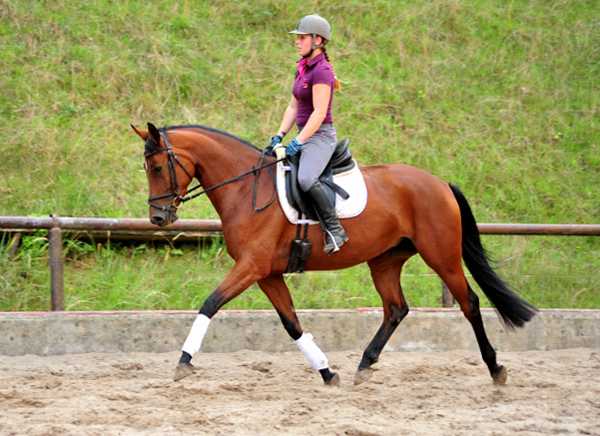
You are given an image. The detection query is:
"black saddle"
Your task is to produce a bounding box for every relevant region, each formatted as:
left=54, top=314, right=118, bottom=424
left=285, top=139, right=356, bottom=221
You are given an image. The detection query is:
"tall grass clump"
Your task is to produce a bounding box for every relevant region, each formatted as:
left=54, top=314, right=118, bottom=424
left=1, top=0, right=598, bottom=311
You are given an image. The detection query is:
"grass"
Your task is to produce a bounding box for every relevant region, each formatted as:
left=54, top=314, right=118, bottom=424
left=0, top=0, right=599, bottom=311
left=1, top=233, right=598, bottom=312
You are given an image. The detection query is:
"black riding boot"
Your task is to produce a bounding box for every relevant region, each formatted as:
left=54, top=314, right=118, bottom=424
left=307, top=180, right=349, bottom=255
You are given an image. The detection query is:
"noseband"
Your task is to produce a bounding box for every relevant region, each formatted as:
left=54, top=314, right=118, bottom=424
left=145, top=131, right=285, bottom=214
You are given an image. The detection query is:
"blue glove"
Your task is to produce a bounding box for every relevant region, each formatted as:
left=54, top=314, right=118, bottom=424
left=286, top=138, right=303, bottom=157
left=266, top=135, right=282, bottom=153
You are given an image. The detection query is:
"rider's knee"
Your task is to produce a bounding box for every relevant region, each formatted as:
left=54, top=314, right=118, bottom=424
left=298, top=174, right=316, bottom=192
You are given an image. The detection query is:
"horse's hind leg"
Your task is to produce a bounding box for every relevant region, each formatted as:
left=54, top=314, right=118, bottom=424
left=355, top=249, right=411, bottom=385
left=416, top=238, right=507, bottom=383
left=464, top=282, right=507, bottom=383
left=257, top=275, right=340, bottom=387
left=445, top=272, right=506, bottom=383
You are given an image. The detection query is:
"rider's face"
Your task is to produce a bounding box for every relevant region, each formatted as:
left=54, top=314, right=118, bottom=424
left=295, top=34, right=313, bottom=57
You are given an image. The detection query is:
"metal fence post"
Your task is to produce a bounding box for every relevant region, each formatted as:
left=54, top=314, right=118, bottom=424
left=48, top=214, right=64, bottom=311
left=441, top=281, right=455, bottom=308
left=7, top=232, right=21, bottom=257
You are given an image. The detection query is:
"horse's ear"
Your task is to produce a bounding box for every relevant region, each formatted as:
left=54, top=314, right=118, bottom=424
left=147, top=123, right=162, bottom=145
left=131, top=124, right=149, bottom=141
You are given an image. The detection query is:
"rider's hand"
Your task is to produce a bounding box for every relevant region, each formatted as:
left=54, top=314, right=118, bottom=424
left=286, top=138, right=303, bottom=158
left=266, top=135, right=283, bottom=153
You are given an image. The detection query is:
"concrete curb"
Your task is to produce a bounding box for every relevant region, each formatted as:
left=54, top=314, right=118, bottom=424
left=1, top=308, right=599, bottom=357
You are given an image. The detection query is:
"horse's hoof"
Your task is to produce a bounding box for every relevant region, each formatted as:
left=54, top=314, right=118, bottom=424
left=492, top=366, right=508, bottom=384
left=325, top=373, right=341, bottom=387
left=173, top=363, right=195, bottom=382
left=354, top=369, right=373, bottom=386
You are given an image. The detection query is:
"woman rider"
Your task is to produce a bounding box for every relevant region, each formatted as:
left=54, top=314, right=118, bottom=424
left=268, top=14, right=348, bottom=255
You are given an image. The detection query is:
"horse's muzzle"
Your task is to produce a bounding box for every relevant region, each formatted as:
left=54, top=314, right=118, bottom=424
left=151, top=209, right=179, bottom=227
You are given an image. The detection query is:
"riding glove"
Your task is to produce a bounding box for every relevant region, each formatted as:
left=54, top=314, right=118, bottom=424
left=286, top=138, right=303, bottom=157
left=266, top=134, right=283, bottom=153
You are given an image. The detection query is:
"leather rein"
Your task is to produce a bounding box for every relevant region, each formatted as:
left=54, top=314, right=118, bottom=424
left=145, top=131, right=284, bottom=214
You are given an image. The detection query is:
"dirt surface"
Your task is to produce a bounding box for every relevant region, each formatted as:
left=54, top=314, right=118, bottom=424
left=1, top=348, right=599, bottom=435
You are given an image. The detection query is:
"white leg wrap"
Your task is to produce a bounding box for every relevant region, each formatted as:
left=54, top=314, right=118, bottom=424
left=295, top=332, right=329, bottom=371
left=181, top=314, right=211, bottom=358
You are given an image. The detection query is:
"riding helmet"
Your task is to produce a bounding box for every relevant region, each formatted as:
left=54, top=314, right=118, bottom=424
left=289, top=14, right=331, bottom=43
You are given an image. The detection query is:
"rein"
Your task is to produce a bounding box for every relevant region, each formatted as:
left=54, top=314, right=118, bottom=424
left=145, top=131, right=284, bottom=213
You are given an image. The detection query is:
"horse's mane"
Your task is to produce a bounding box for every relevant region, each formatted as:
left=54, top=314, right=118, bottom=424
left=162, top=124, right=262, bottom=152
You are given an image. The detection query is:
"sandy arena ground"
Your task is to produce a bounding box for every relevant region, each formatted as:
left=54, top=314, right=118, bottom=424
left=1, top=348, right=599, bottom=435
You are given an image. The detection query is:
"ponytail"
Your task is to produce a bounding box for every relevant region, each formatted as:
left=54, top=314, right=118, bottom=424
left=322, top=48, right=341, bottom=91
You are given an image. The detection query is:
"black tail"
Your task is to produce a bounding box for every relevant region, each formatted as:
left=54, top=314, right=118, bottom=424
left=449, top=183, right=537, bottom=329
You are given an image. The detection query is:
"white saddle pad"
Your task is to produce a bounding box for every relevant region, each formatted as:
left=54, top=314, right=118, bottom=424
left=276, top=160, right=368, bottom=225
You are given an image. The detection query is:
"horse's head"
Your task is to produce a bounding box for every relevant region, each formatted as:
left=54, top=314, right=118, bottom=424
left=132, top=123, right=194, bottom=227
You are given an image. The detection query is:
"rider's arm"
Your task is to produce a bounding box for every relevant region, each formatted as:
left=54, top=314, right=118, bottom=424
left=296, top=83, right=331, bottom=144
left=277, top=95, right=298, bottom=139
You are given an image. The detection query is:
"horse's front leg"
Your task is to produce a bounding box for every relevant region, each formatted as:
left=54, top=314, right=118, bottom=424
left=174, top=261, right=262, bottom=381
left=258, top=275, right=340, bottom=387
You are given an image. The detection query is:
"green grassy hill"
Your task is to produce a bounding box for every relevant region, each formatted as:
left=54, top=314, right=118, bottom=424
left=1, top=0, right=599, bottom=311
left=2, top=0, right=598, bottom=221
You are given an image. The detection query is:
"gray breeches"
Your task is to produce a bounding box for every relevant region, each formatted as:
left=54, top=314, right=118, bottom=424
left=297, top=124, right=337, bottom=192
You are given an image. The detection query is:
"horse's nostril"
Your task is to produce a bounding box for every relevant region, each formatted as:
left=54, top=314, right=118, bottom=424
left=152, top=215, right=165, bottom=226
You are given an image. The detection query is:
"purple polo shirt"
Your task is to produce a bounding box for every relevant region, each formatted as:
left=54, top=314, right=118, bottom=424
left=292, top=52, right=335, bottom=126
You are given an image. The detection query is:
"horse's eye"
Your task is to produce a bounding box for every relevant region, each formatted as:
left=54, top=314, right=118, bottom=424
left=153, top=166, right=162, bottom=175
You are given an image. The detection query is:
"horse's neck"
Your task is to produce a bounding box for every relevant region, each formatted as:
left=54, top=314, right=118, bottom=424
left=188, top=129, right=261, bottom=218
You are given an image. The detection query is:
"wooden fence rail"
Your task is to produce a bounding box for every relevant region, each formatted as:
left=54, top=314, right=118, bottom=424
left=2, top=215, right=599, bottom=311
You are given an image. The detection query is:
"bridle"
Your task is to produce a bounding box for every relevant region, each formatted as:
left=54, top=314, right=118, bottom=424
left=144, top=131, right=285, bottom=214
left=144, top=131, right=196, bottom=214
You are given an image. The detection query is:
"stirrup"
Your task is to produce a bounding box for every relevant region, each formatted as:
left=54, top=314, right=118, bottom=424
left=323, top=229, right=348, bottom=255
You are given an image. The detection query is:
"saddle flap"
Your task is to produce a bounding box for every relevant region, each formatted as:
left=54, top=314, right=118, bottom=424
left=285, top=155, right=327, bottom=221
left=283, top=139, right=357, bottom=221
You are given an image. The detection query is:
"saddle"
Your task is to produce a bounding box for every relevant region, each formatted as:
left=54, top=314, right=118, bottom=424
left=284, top=139, right=356, bottom=221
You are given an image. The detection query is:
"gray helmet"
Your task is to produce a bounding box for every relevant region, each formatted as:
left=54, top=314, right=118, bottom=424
left=289, top=14, right=331, bottom=42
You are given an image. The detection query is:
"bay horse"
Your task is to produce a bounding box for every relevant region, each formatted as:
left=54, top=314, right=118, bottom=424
left=132, top=122, right=537, bottom=387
